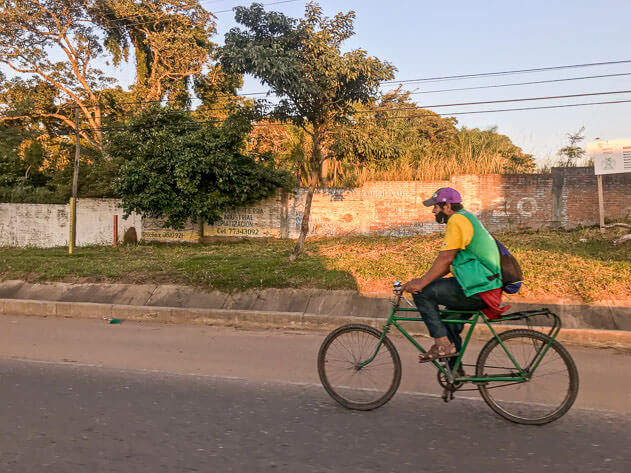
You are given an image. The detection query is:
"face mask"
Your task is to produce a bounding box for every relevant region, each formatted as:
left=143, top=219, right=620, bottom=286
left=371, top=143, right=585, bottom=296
left=435, top=211, right=448, bottom=224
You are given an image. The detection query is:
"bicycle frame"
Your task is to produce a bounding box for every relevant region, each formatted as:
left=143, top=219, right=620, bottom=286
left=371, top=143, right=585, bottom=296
left=360, top=294, right=561, bottom=386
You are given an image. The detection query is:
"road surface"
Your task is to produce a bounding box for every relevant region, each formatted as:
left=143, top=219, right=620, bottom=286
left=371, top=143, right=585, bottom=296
left=0, top=315, right=629, bottom=472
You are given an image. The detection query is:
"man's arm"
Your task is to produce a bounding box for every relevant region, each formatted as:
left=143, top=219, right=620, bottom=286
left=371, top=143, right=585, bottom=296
left=402, top=249, right=458, bottom=293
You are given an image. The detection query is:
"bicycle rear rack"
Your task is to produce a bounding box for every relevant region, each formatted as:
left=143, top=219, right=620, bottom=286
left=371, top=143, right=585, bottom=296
left=489, top=308, right=561, bottom=339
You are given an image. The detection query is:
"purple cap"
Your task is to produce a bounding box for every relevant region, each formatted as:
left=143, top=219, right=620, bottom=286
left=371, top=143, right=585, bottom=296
left=423, top=187, right=462, bottom=207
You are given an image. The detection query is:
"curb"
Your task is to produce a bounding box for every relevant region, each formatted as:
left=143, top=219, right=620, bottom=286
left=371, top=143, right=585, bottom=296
left=2, top=298, right=630, bottom=350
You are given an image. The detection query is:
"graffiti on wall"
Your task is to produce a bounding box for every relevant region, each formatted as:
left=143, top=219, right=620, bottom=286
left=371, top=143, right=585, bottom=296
left=204, top=207, right=280, bottom=238
left=516, top=197, right=538, bottom=217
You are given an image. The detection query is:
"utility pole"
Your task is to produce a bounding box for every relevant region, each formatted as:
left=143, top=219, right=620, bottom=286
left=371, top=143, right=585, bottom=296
left=69, top=106, right=80, bottom=254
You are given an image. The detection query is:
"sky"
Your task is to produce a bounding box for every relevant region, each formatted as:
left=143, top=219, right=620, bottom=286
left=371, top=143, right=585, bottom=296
left=212, top=0, right=631, bottom=165
left=5, top=0, right=631, bottom=165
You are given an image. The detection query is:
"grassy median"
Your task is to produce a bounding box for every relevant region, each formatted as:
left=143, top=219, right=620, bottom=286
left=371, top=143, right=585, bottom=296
left=1, top=225, right=629, bottom=303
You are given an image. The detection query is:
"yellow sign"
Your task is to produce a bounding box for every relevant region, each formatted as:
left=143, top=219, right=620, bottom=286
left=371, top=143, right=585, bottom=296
left=142, top=229, right=199, bottom=242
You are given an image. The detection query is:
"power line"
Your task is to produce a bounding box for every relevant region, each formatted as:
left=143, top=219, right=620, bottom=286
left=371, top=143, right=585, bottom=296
left=46, top=76, right=631, bottom=110
left=426, top=98, right=631, bottom=116
left=404, top=72, right=631, bottom=95
left=11, top=88, right=631, bottom=119
left=84, top=98, right=631, bottom=134
left=93, top=88, right=631, bottom=112
left=383, top=60, right=631, bottom=85
left=238, top=71, right=631, bottom=98
left=80, top=118, right=301, bottom=133
left=355, top=99, right=631, bottom=118
left=224, top=71, right=631, bottom=98
left=418, top=89, right=631, bottom=108
left=344, top=89, right=631, bottom=114
left=159, top=71, right=631, bottom=101
left=16, top=97, right=631, bottom=136
left=78, top=69, right=631, bottom=105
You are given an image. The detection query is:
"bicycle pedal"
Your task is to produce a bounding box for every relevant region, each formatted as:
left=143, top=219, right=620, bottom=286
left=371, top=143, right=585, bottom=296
left=441, top=386, right=455, bottom=403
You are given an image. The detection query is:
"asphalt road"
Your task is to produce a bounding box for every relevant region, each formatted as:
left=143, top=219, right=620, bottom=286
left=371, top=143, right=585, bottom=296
left=1, top=315, right=630, bottom=473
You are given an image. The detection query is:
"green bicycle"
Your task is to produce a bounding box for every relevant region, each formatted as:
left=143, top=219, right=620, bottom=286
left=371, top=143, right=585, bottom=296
left=317, top=281, right=579, bottom=425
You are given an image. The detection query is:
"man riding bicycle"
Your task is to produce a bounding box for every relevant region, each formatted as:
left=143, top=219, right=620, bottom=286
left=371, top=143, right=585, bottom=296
left=402, top=187, right=508, bottom=362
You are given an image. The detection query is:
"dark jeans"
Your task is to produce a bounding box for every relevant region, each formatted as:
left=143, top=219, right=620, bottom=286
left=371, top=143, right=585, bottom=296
left=412, top=277, right=487, bottom=352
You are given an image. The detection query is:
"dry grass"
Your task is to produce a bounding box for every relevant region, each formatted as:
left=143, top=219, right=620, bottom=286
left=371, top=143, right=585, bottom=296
left=1, top=226, right=629, bottom=303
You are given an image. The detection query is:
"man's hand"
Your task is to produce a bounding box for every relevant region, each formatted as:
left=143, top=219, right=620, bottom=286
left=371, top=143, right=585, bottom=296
left=402, top=278, right=425, bottom=294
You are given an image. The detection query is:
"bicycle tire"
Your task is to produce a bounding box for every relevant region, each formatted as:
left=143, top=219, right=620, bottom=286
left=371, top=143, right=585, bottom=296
left=317, top=324, right=402, bottom=411
left=476, top=329, right=579, bottom=425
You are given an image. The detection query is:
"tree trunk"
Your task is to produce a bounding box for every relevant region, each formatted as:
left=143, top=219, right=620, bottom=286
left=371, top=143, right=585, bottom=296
left=290, top=127, right=322, bottom=261
left=290, top=166, right=319, bottom=261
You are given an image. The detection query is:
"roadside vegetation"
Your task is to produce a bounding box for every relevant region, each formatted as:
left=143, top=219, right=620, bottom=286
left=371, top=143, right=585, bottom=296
left=1, top=226, right=629, bottom=304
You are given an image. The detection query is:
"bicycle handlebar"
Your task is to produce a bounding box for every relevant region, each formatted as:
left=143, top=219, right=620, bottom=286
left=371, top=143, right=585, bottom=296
left=393, top=280, right=403, bottom=295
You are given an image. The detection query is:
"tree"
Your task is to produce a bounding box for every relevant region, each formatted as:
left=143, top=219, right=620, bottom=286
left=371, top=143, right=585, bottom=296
left=329, top=89, right=535, bottom=183
left=221, top=2, right=395, bottom=259
left=107, top=106, right=289, bottom=229
left=330, top=89, right=458, bottom=181
left=91, top=0, right=216, bottom=106
left=454, top=126, right=535, bottom=175
left=0, top=0, right=117, bottom=148
left=246, top=120, right=311, bottom=184
left=0, top=71, right=116, bottom=202
left=557, top=126, right=586, bottom=167
left=0, top=0, right=217, bottom=148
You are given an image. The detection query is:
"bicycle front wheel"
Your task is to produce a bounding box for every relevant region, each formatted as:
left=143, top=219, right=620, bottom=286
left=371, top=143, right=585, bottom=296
left=476, top=329, right=579, bottom=425
left=317, top=324, right=401, bottom=411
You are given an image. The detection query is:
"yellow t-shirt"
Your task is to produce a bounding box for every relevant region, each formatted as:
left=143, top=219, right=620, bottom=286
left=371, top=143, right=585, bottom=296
left=441, top=213, right=474, bottom=251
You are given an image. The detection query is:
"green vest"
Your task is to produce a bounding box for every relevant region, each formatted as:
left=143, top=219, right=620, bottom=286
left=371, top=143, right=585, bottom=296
left=451, top=210, right=502, bottom=297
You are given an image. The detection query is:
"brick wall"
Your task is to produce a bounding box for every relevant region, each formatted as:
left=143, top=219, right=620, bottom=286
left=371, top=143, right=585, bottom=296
left=2, top=168, right=628, bottom=246
left=554, top=167, right=631, bottom=226
left=449, top=173, right=555, bottom=232
left=151, top=167, right=630, bottom=241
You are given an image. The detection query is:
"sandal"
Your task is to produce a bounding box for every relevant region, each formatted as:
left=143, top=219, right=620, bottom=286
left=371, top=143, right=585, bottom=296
left=418, top=343, right=458, bottom=363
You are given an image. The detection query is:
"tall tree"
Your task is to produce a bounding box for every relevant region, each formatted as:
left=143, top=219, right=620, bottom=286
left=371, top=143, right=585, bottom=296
left=0, top=0, right=115, bottom=148
left=91, top=0, right=216, bottom=106
left=221, top=2, right=395, bottom=259
left=0, top=0, right=218, bottom=147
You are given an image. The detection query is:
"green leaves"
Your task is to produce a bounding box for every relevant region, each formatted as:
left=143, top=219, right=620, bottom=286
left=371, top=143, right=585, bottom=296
left=92, top=0, right=216, bottom=104
left=221, top=2, right=395, bottom=256
left=107, top=106, right=290, bottom=229
left=327, top=89, right=536, bottom=183
left=221, top=2, right=395, bottom=129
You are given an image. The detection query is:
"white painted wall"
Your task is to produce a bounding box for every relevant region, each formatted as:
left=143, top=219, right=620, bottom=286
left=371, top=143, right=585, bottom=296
left=0, top=203, right=68, bottom=247
left=76, top=199, right=142, bottom=247
left=0, top=200, right=142, bottom=248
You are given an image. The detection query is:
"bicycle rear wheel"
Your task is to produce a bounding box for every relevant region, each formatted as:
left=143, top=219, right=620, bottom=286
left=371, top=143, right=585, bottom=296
left=318, top=324, right=401, bottom=411
left=476, top=329, right=579, bottom=425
